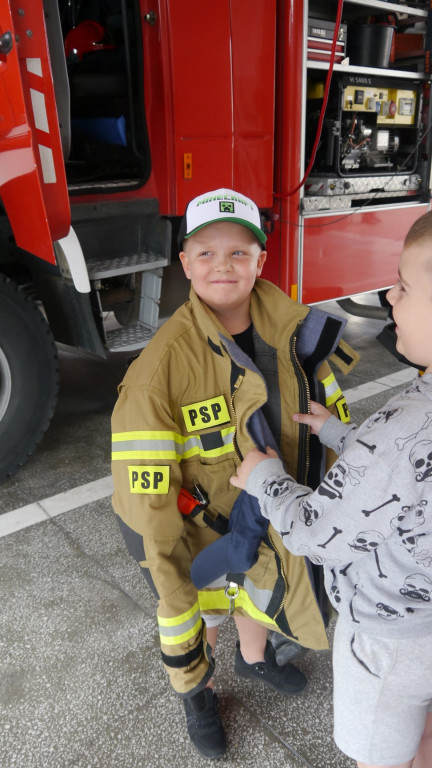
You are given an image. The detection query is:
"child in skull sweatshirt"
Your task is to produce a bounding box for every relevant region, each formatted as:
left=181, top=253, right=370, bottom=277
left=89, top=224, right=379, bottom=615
left=241, top=374, right=432, bottom=640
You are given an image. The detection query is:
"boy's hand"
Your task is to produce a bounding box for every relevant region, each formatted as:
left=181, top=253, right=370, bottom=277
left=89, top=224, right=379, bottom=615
left=230, top=446, right=278, bottom=490
left=293, top=400, right=331, bottom=435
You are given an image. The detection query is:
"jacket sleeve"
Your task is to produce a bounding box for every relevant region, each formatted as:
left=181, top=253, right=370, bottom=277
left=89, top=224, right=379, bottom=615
left=111, top=379, right=213, bottom=695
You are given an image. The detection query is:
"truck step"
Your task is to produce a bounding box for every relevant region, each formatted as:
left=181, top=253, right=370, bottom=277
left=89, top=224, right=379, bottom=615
left=87, top=252, right=169, bottom=279
left=106, top=322, right=155, bottom=352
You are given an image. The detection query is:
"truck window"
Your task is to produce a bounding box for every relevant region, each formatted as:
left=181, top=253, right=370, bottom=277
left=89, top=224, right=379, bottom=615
left=56, top=0, right=150, bottom=191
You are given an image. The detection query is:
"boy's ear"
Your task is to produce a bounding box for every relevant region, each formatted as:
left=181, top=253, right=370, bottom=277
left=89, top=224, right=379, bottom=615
left=179, top=251, right=191, bottom=280
left=257, top=250, right=267, bottom=276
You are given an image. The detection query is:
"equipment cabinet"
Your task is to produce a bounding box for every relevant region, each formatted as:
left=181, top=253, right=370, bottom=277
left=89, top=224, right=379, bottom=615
left=297, top=0, right=432, bottom=302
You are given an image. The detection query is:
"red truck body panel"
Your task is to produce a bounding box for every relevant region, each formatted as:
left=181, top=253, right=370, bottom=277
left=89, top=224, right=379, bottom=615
left=1, top=0, right=430, bottom=299
left=1, top=0, right=70, bottom=262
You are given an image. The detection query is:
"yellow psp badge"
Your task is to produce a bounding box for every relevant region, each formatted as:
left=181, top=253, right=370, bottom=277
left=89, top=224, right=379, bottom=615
left=336, top=397, right=350, bottom=423
left=181, top=395, right=230, bottom=432
left=129, top=466, right=170, bottom=494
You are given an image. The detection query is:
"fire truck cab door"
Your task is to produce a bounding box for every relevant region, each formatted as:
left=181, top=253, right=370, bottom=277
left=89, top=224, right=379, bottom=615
left=0, top=0, right=71, bottom=264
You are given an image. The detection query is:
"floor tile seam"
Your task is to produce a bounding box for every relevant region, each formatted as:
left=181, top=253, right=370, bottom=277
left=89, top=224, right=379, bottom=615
left=0, top=477, right=113, bottom=539
left=231, top=693, right=316, bottom=768
left=344, top=366, right=415, bottom=404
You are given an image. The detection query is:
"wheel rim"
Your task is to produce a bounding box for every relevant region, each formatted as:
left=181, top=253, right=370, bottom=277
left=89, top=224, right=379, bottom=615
left=0, top=346, right=12, bottom=422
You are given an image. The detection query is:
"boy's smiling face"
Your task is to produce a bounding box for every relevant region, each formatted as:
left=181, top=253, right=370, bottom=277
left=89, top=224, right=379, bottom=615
left=179, top=221, right=266, bottom=333
left=387, top=243, right=432, bottom=373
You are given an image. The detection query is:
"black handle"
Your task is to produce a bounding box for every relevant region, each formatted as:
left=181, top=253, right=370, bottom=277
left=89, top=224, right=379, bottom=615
left=0, top=30, right=13, bottom=55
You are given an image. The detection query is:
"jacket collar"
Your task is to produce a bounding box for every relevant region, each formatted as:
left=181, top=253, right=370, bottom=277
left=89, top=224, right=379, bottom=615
left=188, top=279, right=309, bottom=357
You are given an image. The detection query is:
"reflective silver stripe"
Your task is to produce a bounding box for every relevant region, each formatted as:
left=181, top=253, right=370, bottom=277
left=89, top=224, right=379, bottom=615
left=114, top=436, right=199, bottom=456
left=38, top=145, right=56, bottom=184
left=158, top=605, right=202, bottom=645
left=158, top=610, right=201, bottom=638
left=112, top=428, right=235, bottom=461
left=26, top=58, right=43, bottom=77
left=323, top=374, right=342, bottom=406
left=243, top=576, right=274, bottom=613
left=30, top=88, right=49, bottom=132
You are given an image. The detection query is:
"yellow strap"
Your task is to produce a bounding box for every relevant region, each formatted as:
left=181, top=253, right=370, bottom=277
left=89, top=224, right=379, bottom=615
left=198, top=587, right=278, bottom=629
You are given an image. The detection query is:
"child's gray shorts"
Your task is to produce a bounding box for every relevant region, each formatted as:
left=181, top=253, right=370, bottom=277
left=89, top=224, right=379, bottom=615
left=202, top=613, right=226, bottom=629
left=333, top=619, right=432, bottom=765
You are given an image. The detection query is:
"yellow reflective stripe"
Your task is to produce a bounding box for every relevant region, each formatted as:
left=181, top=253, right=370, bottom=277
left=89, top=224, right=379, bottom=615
left=198, top=587, right=277, bottom=629
left=322, top=372, right=342, bottom=406
left=158, top=602, right=201, bottom=627
left=159, top=617, right=202, bottom=646
left=112, top=427, right=235, bottom=462
left=185, top=441, right=234, bottom=459
left=158, top=602, right=202, bottom=646
left=113, top=429, right=183, bottom=461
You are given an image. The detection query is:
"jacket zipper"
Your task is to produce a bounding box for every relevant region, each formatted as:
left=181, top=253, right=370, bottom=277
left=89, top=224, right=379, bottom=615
left=267, top=528, right=288, bottom=620
left=231, top=373, right=244, bottom=460
left=291, top=335, right=311, bottom=485
left=270, top=335, right=311, bottom=621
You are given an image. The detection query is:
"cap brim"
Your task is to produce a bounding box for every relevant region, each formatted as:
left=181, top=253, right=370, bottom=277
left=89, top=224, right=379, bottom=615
left=177, top=217, right=267, bottom=249
left=185, top=218, right=266, bottom=244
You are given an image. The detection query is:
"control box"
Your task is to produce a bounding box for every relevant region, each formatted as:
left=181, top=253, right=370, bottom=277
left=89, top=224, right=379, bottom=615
left=306, top=73, right=423, bottom=178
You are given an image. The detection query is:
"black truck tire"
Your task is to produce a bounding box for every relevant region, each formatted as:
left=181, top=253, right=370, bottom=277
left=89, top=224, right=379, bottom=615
left=0, top=275, right=59, bottom=483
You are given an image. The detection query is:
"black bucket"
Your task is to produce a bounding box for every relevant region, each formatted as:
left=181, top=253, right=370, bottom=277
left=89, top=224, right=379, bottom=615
left=347, top=24, right=394, bottom=68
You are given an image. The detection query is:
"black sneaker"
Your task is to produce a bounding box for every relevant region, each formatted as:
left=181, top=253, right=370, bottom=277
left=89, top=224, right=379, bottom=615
left=269, top=630, right=309, bottom=665
left=183, top=688, right=226, bottom=760
left=234, top=640, right=307, bottom=696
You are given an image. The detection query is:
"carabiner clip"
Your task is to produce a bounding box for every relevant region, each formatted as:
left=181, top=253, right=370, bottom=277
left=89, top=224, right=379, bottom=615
left=224, top=581, right=239, bottom=616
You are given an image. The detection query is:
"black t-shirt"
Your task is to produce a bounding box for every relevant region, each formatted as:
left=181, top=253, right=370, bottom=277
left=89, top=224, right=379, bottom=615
left=232, top=323, right=254, bottom=362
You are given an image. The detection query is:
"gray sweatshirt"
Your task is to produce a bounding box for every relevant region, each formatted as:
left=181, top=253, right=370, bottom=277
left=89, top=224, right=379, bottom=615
left=246, top=374, right=432, bottom=638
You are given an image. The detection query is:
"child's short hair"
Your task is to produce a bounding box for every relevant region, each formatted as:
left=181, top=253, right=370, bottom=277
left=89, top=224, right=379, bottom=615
left=404, top=210, right=432, bottom=249
left=178, top=188, right=267, bottom=249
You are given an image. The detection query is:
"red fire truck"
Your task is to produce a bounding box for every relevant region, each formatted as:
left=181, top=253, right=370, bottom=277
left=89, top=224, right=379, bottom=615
left=0, top=0, right=431, bottom=481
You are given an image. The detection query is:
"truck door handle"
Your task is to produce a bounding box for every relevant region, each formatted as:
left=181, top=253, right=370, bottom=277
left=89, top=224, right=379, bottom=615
left=0, top=30, right=13, bottom=55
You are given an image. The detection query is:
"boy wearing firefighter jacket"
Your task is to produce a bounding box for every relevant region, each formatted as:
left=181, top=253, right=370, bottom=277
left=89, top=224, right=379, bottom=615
left=111, top=188, right=358, bottom=759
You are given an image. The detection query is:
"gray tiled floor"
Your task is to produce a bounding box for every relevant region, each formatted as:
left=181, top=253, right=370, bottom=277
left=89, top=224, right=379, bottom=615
left=0, top=275, right=413, bottom=767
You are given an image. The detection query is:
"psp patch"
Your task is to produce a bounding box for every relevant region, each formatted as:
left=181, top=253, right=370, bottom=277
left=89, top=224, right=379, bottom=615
left=336, top=397, right=350, bottom=424
left=129, top=465, right=170, bottom=494
left=181, top=395, right=230, bottom=432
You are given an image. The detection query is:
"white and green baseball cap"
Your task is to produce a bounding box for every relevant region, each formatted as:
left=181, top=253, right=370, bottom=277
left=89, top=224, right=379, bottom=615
left=178, top=188, right=267, bottom=248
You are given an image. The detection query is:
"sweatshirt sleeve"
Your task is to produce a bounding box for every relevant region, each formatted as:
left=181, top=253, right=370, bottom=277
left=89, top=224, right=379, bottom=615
left=318, top=414, right=358, bottom=456
left=245, top=445, right=395, bottom=567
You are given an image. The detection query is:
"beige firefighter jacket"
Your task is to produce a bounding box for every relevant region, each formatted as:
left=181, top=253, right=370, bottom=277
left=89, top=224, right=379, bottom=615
left=111, top=278, right=358, bottom=696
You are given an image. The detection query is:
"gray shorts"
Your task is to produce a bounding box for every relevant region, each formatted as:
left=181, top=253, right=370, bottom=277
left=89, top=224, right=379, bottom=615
left=202, top=613, right=227, bottom=629
left=333, top=620, right=432, bottom=765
